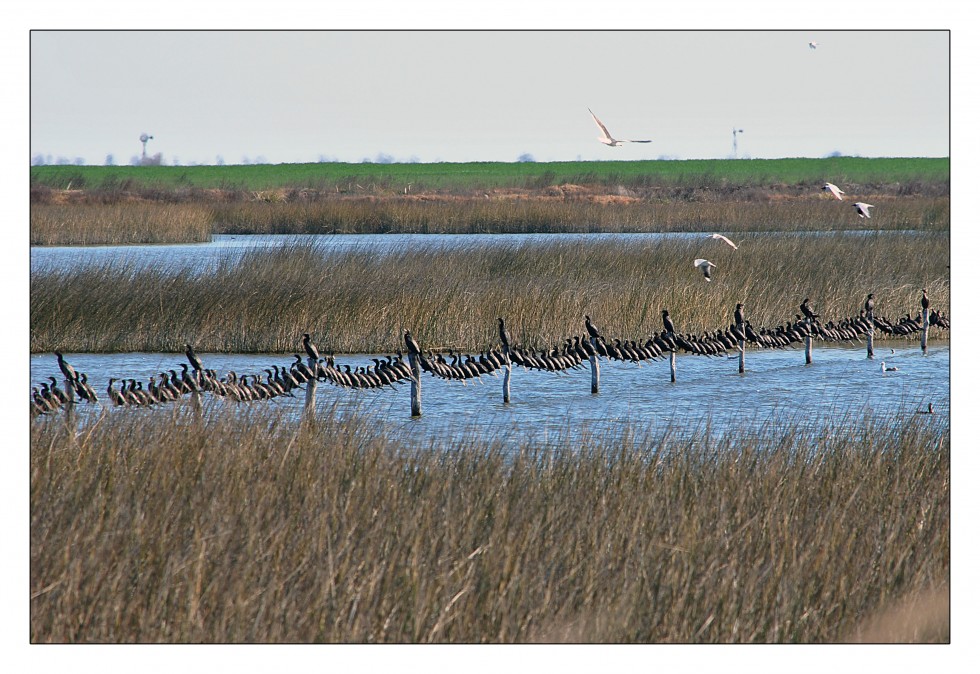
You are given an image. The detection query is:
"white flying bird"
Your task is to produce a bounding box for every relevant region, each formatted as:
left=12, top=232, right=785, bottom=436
left=709, top=233, right=738, bottom=250
left=822, top=182, right=845, bottom=200
left=809, top=41, right=819, bottom=49
left=694, top=258, right=716, bottom=282
left=853, top=202, right=875, bottom=218
left=588, top=108, right=651, bottom=146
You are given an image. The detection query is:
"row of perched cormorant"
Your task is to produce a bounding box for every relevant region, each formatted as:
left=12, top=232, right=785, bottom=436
left=32, top=295, right=949, bottom=417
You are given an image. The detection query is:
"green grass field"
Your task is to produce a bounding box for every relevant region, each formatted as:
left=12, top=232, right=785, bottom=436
left=31, top=157, right=950, bottom=192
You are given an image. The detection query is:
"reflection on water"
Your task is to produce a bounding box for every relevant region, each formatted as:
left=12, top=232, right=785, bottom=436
left=30, top=342, right=949, bottom=452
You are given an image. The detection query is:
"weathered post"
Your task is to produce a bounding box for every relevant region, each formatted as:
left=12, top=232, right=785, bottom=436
left=408, top=352, right=422, bottom=417
left=738, top=339, right=746, bottom=374
left=669, top=350, right=677, bottom=383
left=502, top=348, right=512, bottom=404
left=804, top=319, right=813, bottom=365
left=921, top=307, right=929, bottom=353
left=63, top=375, right=76, bottom=424
left=589, top=337, right=600, bottom=394
left=304, top=356, right=318, bottom=415
left=866, top=328, right=874, bottom=359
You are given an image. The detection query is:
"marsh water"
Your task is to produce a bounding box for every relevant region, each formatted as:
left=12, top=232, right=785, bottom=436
left=31, top=233, right=950, bottom=449
left=28, top=231, right=928, bottom=274
left=30, top=342, right=949, bottom=449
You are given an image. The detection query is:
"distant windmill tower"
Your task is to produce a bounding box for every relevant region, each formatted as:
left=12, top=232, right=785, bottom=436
left=732, top=127, right=744, bottom=159
left=140, top=132, right=154, bottom=162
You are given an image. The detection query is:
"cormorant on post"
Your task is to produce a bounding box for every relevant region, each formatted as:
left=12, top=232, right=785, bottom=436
left=921, top=288, right=930, bottom=312
left=734, top=303, right=745, bottom=326
left=302, top=333, right=321, bottom=361
left=185, top=343, right=204, bottom=372
left=662, top=309, right=676, bottom=335
left=497, top=317, right=511, bottom=352
left=585, top=315, right=601, bottom=340
left=800, top=298, right=819, bottom=321
left=404, top=329, right=422, bottom=356
left=54, top=351, right=78, bottom=384
left=865, top=293, right=875, bottom=318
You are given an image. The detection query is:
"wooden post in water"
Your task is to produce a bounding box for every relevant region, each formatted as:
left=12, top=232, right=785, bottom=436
left=866, top=327, right=874, bottom=359
left=408, top=352, right=422, bottom=417
left=63, top=375, right=76, bottom=424
left=304, top=355, right=318, bottom=416
left=669, top=350, right=677, bottom=383
left=738, top=339, right=746, bottom=374
left=804, top=319, right=813, bottom=365
left=921, top=307, right=929, bottom=353
left=502, top=347, right=512, bottom=404
left=589, top=337, right=600, bottom=394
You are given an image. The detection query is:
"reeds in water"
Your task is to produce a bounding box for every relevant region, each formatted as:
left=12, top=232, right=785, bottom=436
left=30, top=406, right=949, bottom=643
left=30, top=232, right=950, bottom=354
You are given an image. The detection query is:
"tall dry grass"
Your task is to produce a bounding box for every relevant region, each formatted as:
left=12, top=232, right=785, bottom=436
left=30, top=406, right=949, bottom=643
left=30, top=233, right=950, bottom=353
left=30, top=203, right=213, bottom=246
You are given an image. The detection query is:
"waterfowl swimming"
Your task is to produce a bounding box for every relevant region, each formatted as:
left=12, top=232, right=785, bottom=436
left=881, top=362, right=899, bottom=373
left=588, top=108, right=651, bottom=146
left=917, top=403, right=935, bottom=414
left=695, top=259, right=716, bottom=281
left=853, top=202, right=874, bottom=218
left=822, top=183, right=844, bottom=200
left=302, top=333, right=321, bottom=361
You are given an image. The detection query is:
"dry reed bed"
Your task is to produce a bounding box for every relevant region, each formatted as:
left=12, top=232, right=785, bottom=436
left=30, top=233, right=950, bottom=354
left=30, top=195, right=949, bottom=244
left=30, top=407, right=949, bottom=643
left=30, top=203, right=213, bottom=246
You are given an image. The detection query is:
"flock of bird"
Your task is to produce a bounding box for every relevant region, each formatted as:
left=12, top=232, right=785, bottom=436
left=33, top=291, right=949, bottom=418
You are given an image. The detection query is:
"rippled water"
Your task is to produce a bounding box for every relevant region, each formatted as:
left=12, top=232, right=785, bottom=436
left=30, top=341, right=949, bottom=450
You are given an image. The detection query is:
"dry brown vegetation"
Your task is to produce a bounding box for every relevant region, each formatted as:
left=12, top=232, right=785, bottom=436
left=31, top=233, right=950, bottom=354
left=30, top=406, right=949, bottom=643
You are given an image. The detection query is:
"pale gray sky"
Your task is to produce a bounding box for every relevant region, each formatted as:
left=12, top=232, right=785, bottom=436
left=30, top=29, right=949, bottom=166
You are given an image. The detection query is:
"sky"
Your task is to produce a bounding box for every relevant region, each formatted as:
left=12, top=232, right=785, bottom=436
left=29, top=29, right=950, bottom=166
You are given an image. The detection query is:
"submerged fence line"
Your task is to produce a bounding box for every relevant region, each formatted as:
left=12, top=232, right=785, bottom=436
left=31, top=304, right=949, bottom=419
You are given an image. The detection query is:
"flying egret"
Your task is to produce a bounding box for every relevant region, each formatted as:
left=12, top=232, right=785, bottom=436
left=588, top=108, right=651, bottom=146
left=822, top=182, right=844, bottom=200
left=853, top=202, right=874, bottom=218
left=709, top=233, right=738, bottom=250
left=809, top=41, right=819, bottom=49
left=694, top=259, right=716, bottom=282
